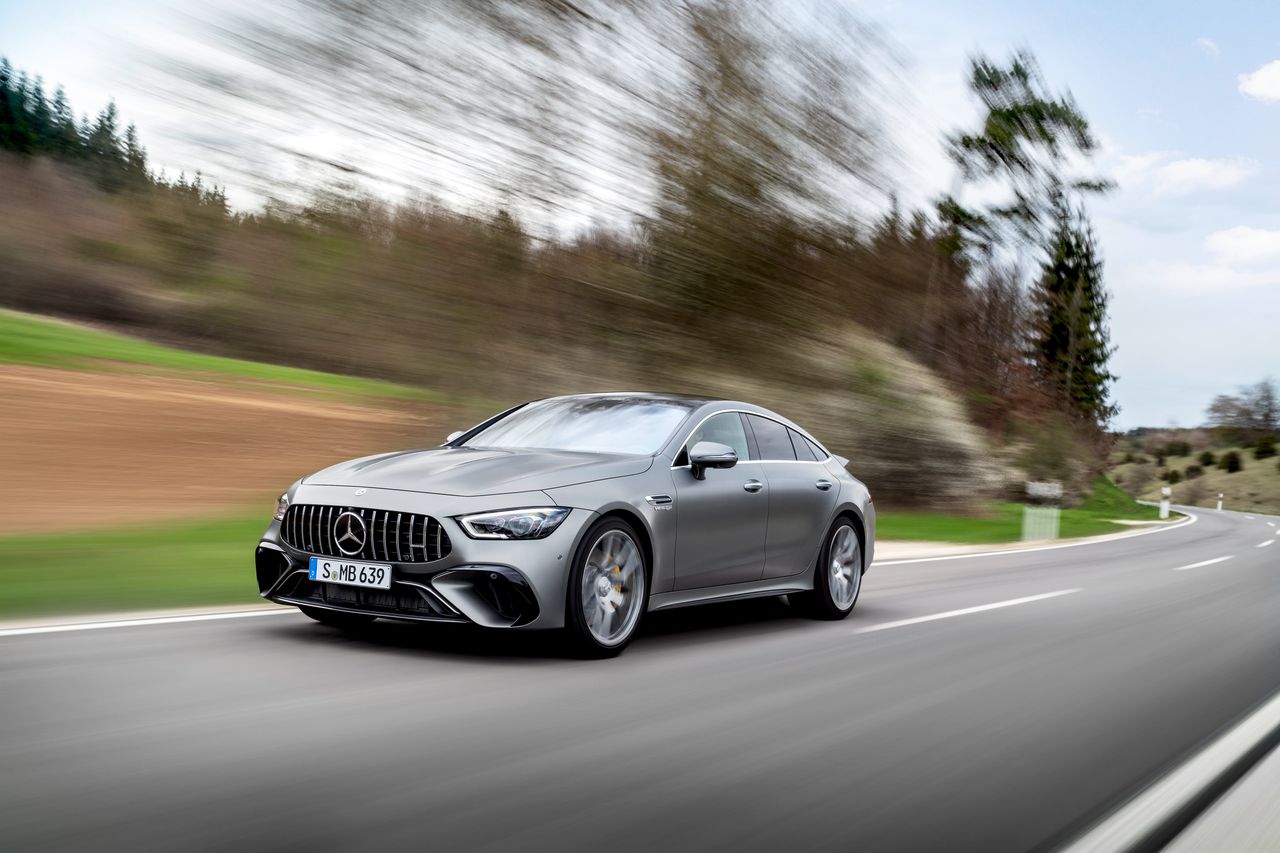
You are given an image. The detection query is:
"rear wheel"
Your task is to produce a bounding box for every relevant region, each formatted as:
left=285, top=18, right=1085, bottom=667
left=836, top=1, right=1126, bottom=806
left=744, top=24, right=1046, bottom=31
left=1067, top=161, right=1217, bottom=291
left=796, top=518, right=862, bottom=620
left=565, top=518, right=648, bottom=658
left=299, top=606, right=376, bottom=630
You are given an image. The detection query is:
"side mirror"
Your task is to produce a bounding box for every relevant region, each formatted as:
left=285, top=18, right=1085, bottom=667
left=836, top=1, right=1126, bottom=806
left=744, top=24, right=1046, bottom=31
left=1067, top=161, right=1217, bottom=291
left=445, top=430, right=465, bottom=444
left=688, top=441, right=738, bottom=480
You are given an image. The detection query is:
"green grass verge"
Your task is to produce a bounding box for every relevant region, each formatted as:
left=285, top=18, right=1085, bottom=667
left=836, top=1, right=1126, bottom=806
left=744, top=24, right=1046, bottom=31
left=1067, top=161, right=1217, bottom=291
left=0, top=308, right=435, bottom=401
left=0, top=514, right=265, bottom=618
left=877, top=476, right=1164, bottom=544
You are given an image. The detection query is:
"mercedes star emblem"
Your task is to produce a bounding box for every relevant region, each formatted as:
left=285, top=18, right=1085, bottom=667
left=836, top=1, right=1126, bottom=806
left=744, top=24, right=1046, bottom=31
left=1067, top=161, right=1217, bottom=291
left=333, top=511, right=367, bottom=556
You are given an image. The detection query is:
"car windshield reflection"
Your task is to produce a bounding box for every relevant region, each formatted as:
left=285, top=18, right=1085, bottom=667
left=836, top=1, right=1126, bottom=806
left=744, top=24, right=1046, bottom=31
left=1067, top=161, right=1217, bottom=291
left=463, top=396, right=696, bottom=455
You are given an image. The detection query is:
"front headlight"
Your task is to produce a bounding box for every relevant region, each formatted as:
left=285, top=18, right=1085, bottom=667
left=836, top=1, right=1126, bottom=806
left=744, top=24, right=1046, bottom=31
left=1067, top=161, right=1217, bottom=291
left=457, top=507, right=570, bottom=540
left=273, top=492, right=290, bottom=522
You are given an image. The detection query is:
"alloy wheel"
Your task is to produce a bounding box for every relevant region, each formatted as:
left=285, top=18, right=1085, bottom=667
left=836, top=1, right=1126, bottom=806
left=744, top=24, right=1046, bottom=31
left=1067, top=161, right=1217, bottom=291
left=580, top=529, right=645, bottom=646
left=829, top=524, right=861, bottom=609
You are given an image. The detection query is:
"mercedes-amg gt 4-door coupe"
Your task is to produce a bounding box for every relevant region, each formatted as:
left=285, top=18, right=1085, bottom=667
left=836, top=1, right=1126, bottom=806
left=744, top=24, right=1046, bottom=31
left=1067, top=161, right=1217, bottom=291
left=255, top=393, right=875, bottom=656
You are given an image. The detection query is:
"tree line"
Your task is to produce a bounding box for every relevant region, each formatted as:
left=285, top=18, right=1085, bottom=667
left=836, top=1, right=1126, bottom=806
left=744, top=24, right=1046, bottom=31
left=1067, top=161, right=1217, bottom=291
left=0, top=58, right=227, bottom=210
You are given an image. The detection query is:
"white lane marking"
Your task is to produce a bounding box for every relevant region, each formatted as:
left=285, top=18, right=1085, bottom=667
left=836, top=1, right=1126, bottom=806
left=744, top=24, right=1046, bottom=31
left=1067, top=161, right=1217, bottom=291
left=1060, top=689, right=1280, bottom=853
left=854, top=588, right=1082, bottom=634
left=0, top=609, right=294, bottom=639
left=1173, top=556, right=1234, bottom=571
left=876, top=511, right=1198, bottom=566
left=1246, top=515, right=1256, bottom=520
left=1268, top=522, right=1276, bottom=528
left=1258, top=539, right=1274, bottom=549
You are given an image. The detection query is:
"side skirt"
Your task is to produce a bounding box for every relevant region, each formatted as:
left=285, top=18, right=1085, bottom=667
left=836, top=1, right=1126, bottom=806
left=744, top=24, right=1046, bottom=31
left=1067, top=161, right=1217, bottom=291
left=647, top=575, right=811, bottom=613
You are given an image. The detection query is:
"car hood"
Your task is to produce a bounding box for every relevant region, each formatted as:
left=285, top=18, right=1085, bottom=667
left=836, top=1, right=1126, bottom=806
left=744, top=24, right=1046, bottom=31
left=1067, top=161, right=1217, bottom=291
left=304, top=447, right=653, bottom=497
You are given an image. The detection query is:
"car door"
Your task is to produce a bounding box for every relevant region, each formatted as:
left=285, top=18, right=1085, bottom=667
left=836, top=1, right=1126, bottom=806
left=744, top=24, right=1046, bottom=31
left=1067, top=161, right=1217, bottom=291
left=672, top=412, right=769, bottom=590
left=744, top=415, right=839, bottom=580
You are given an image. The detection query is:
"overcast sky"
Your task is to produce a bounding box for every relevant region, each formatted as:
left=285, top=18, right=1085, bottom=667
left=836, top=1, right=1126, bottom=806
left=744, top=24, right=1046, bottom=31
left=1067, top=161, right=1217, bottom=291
left=2, top=0, right=1277, bottom=429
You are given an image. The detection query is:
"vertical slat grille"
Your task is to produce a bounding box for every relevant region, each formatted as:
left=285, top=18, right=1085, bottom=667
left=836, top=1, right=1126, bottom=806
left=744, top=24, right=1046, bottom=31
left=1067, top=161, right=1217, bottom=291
left=280, top=504, right=451, bottom=563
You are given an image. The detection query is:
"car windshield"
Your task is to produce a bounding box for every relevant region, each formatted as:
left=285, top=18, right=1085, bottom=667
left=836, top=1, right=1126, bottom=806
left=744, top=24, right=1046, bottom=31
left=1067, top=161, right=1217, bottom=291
left=463, top=397, right=697, bottom=455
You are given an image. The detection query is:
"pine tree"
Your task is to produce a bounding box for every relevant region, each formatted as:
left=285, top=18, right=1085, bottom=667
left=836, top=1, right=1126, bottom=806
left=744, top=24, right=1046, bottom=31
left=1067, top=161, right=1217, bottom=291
left=123, top=123, right=147, bottom=182
left=1030, top=205, right=1117, bottom=426
left=0, top=58, right=36, bottom=153
left=50, top=86, right=81, bottom=158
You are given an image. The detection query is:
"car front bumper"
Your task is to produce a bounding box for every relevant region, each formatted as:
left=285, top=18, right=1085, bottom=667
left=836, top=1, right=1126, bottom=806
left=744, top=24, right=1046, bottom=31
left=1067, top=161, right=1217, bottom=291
left=255, top=484, right=597, bottom=630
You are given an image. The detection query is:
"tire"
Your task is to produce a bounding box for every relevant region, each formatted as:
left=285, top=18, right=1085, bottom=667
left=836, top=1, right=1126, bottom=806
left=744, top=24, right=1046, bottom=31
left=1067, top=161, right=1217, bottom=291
left=564, top=517, right=649, bottom=658
left=795, top=518, right=863, bottom=620
left=299, top=606, right=377, bottom=630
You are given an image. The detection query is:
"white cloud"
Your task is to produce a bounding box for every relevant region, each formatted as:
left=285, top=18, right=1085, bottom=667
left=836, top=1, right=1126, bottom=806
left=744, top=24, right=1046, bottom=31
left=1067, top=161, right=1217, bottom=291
left=1196, top=37, right=1220, bottom=57
left=1112, top=151, right=1258, bottom=196
left=1239, top=60, right=1280, bottom=102
left=1124, top=260, right=1280, bottom=293
left=1205, top=225, right=1280, bottom=264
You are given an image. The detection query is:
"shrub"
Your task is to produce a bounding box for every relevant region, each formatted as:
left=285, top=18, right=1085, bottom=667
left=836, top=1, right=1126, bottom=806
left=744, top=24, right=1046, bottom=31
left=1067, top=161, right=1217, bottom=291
left=1165, top=440, right=1191, bottom=457
left=1181, top=477, right=1207, bottom=506
left=1124, top=464, right=1153, bottom=495
left=1255, top=434, right=1276, bottom=460
left=1166, top=469, right=1183, bottom=485
left=1219, top=451, right=1243, bottom=473
left=1198, top=450, right=1216, bottom=467
left=1184, top=464, right=1203, bottom=479
left=1155, top=453, right=1166, bottom=467
left=1122, top=451, right=1135, bottom=464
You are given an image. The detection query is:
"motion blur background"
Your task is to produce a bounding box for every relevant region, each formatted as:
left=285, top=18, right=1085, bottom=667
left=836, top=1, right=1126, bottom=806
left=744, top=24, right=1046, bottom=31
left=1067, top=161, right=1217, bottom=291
left=1, top=0, right=1278, bottom=616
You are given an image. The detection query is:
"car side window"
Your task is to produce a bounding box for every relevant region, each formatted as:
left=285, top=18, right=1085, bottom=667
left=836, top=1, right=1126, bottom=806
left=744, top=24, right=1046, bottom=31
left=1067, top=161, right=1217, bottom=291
left=686, top=412, right=751, bottom=462
left=788, top=428, right=818, bottom=461
left=746, top=415, right=796, bottom=461
left=804, top=435, right=828, bottom=460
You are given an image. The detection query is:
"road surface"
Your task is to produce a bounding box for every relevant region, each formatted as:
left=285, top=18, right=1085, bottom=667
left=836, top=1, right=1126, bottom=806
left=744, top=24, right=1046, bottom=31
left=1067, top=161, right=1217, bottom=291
left=2, top=507, right=1278, bottom=851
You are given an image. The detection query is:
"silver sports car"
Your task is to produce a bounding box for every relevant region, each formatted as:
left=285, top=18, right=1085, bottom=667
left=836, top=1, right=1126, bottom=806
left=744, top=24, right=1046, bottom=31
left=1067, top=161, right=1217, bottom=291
left=255, top=393, right=875, bottom=656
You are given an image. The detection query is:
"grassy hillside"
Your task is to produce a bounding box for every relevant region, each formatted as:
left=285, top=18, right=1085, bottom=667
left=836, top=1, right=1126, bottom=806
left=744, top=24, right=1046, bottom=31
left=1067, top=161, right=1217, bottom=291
left=1112, top=448, right=1280, bottom=514
left=0, top=309, right=436, bottom=401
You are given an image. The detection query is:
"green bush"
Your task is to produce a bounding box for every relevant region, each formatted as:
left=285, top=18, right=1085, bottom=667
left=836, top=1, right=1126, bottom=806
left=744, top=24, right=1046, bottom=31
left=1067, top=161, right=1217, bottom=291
left=1255, top=434, right=1277, bottom=460
left=1122, top=451, right=1135, bottom=464
left=1184, top=464, right=1203, bottom=479
left=1166, top=469, right=1183, bottom=485
left=1198, top=450, right=1216, bottom=467
left=1165, top=440, right=1191, bottom=457
left=1219, top=451, right=1243, bottom=473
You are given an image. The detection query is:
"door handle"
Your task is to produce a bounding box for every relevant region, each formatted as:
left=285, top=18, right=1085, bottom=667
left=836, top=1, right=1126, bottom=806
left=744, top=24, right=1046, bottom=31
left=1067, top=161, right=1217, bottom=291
left=815, top=479, right=833, bottom=491
left=743, top=479, right=764, bottom=493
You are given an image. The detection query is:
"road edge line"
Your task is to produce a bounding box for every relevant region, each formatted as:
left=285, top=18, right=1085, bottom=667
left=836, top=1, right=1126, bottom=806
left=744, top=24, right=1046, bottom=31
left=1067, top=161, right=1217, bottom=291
left=1056, top=689, right=1280, bottom=853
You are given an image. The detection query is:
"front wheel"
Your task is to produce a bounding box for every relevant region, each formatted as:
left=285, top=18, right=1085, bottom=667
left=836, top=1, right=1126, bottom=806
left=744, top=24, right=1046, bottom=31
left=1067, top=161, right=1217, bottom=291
left=299, top=606, right=377, bottom=630
left=565, top=518, right=648, bottom=658
left=795, top=519, right=863, bottom=620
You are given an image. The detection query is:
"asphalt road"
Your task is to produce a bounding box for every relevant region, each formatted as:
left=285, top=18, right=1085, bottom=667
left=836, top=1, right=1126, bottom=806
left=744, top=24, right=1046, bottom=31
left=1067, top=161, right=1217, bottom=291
left=2, top=507, right=1278, bottom=852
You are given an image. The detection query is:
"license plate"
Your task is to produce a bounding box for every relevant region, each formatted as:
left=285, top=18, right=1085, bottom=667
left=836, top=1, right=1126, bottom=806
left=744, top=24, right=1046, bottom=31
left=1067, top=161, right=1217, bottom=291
left=309, top=556, right=392, bottom=590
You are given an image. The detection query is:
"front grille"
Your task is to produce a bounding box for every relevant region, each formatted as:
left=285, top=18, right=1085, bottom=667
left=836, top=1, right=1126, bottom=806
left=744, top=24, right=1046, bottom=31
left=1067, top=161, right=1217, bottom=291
left=281, top=504, right=451, bottom=563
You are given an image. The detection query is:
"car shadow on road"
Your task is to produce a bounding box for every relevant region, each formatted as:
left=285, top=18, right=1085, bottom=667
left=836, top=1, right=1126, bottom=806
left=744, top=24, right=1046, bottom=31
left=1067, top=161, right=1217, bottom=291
left=260, top=595, right=817, bottom=663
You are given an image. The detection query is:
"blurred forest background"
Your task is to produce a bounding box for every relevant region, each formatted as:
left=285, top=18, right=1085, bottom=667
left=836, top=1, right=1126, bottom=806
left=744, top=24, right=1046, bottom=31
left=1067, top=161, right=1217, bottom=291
left=0, top=0, right=1122, bottom=511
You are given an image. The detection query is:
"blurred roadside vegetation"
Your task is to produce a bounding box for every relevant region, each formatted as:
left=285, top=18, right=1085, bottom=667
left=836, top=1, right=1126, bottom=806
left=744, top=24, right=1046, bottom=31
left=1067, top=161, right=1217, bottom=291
left=1, top=2, right=1123, bottom=508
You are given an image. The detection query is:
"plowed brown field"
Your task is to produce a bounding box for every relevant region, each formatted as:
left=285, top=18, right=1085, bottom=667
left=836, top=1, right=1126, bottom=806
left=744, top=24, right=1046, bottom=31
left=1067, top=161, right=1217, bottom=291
left=0, top=366, right=452, bottom=534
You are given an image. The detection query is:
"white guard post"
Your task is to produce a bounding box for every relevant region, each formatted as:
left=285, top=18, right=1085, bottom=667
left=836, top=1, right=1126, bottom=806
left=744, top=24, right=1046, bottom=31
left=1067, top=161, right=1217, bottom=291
left=1217, top=493, right=1224, bottom=511
left=1159, top=486, right=1171, bottom=520
left=1023, top=481, right=1063, bottom=542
